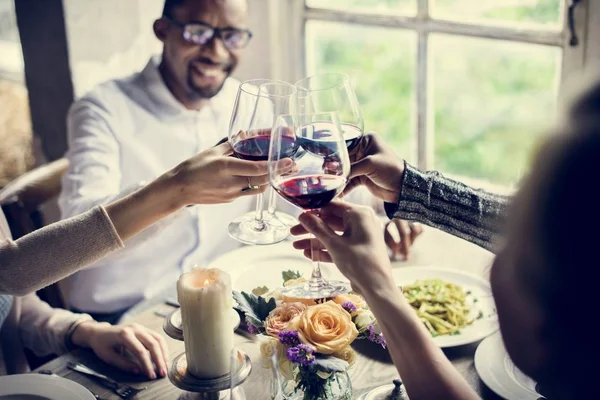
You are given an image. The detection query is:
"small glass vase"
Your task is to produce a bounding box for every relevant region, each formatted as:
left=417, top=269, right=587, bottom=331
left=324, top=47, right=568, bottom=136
left=276, top=370, right=352, bottom=400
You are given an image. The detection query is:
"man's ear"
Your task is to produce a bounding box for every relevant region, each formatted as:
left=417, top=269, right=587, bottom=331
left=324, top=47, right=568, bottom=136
left=153, top=18, right=169, bottom=42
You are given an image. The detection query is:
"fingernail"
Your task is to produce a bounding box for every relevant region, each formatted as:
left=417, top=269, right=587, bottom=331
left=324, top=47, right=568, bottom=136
left=151, top=372, right=157, bottom=380
left=283, top=158, right=293, bottom=167
left=161, top=368, right=167, bottom=377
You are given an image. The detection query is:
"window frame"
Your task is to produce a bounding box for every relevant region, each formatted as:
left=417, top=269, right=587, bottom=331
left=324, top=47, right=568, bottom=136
left=272, top=0, right=591, bottom=172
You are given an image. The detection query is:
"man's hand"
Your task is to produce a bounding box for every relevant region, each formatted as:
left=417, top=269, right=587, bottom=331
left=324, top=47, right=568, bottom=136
left=384, top=220, right=423, bottom=260
left=342, top=133, right=406, bottom=204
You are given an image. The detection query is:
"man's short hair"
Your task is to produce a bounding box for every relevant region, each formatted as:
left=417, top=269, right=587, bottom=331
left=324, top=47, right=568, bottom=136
left=162, top=0, right=185, bottom=18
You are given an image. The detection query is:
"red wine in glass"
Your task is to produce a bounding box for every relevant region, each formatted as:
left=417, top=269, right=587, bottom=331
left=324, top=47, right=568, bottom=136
left=233, top=135, right=298, bottom=161
left=297, top=122, right=362, bottom=157
left=275, top=175, right=346, bottom=210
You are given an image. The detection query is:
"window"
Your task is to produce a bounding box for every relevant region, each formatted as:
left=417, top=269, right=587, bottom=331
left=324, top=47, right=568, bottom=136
left=0, top=0, right=34, bottom=188
left=0, top=0, right=24, bottom=81
left=286, top=0, right=587, bottom=190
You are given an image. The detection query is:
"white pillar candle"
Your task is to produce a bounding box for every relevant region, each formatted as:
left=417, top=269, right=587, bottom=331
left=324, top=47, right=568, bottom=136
left=177, top=268, right=234, bottom=379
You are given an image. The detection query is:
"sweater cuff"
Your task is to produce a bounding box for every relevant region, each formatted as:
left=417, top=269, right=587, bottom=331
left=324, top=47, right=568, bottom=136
left=64, top=314, right=94, bottom=351
left=95, top=205, right=125, bottom=249
left=385, top=161, right=424, bottom=220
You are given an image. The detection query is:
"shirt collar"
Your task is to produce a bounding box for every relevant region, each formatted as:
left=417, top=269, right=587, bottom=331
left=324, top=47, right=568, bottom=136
left=141, top=55, right=233, bottom=118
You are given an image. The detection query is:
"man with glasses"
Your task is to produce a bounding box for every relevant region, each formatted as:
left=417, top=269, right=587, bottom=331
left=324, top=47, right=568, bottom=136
left=58, top=0, right=260, bottom=323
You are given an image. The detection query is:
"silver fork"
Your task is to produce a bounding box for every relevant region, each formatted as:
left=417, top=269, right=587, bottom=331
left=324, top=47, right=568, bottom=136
left=67, top=362, right=147, bottom=399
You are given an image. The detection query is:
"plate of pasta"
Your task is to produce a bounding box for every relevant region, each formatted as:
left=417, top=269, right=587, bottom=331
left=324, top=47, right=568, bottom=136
left=392, top=267, right=499, bottom=347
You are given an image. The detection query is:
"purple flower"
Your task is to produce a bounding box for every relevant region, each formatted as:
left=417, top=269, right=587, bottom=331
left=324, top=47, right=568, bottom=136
left=247, top=324, right=257, bottom=334
left=279, top=330, right=301, bottom=346
left=286, top=344, right=315, bottom=366
left=341, top=301, right=357, bottom=314
left=367, top=325, right=387, bottom=349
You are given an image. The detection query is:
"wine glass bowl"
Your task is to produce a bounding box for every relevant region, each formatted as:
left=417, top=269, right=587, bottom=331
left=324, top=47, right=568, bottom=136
left=269, top=112, right=352, bottom=299
left=227, top=79, right=297, bottom=245
left=294, top=73, right=364, bottom=152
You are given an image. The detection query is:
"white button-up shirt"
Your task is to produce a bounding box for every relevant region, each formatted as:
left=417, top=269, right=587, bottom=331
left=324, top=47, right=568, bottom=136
left=59, top=56, right=257, bottom=313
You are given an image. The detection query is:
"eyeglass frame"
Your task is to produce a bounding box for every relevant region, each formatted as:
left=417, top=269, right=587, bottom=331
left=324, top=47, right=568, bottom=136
left=164, top=17, right=253, bottom=50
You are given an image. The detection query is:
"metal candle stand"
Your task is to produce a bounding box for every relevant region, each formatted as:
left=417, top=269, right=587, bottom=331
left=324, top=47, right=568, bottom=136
left=163, top=309, right=252, bottom=400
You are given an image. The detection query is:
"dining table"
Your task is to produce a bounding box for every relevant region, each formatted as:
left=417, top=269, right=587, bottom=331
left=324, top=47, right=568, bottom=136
left=34, top=226, right=504, bottom=400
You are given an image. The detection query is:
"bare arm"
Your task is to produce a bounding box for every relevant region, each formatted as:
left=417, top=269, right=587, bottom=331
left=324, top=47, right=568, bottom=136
left=361, top=282, right=480, bottom=400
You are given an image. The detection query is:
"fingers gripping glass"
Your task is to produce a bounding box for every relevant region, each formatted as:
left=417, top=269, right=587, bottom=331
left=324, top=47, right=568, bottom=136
left=166, top=18, right=253, bottom=49
left=269, top=112, right=352, bottom=299
left=228, top=80, right=297, bottom=246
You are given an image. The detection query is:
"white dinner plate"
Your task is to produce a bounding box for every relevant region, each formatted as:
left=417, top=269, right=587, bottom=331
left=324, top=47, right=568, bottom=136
left=475, top=331, right=540, bottom=400
left=208, top=242, right=347, bottom=291
left=0, top=374, right=95, bottom=400
left=391, top=266, right=498, bottom=348
left=209, top=245, right=498, bottom=348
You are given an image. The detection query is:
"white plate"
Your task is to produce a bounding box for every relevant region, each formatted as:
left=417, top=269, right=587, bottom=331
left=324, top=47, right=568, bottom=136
left=0, top=374, right=95, bottom=400
left=208, top=242, right=347, bottom=291
left=475, top=331, right=540, bottom=400
left=392, top=266, right=498, bottom=348
left=209, top=245, right=498, bottom=347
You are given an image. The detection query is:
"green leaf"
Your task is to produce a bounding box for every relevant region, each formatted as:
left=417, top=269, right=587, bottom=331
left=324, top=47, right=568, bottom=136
left=252, top=286, right=269, bottom=296
left=232, top=291, right=277, bottom=328
left=313, top=355, right=349, bottom=373
left=282, top=270, right=303, bottom=284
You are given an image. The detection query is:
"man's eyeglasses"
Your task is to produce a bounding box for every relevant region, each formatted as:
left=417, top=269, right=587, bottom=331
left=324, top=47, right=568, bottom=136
left=165, top=17, right=253, bottom=50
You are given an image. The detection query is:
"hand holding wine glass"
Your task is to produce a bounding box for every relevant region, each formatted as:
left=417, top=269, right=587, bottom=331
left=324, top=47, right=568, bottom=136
left=269, top=112, right=351, bottom=299
left=291, top=200, right=394, bottom=296
left=228, top=79, right=297, bottom=245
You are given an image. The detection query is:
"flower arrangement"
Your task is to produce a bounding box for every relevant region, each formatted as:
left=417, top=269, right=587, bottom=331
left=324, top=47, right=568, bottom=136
left=233, top=271, right=386, bottom=400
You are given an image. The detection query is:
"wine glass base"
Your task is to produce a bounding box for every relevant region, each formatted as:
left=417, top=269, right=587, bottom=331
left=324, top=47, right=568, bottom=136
left=280, top=280, right=351, bottom=299
left=264, top=211, right=298, bottom=228
left=228, top=212, right=289, bottom=245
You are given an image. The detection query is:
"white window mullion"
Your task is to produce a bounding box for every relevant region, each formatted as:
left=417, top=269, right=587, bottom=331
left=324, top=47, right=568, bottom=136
left=417, top=0, right=430, bottom=170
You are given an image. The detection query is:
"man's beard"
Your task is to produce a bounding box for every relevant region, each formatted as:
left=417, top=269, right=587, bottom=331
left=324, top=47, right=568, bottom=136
left=186, top=65, right=231, bottom=99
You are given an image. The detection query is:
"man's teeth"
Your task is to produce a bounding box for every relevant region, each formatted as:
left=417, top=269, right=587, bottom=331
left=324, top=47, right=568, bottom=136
left=197, top=66, right=222, bottom=77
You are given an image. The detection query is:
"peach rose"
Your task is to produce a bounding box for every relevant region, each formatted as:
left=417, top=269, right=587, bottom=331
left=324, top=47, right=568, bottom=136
left=264, top=302, right=307, bottom=338
left=288, top=301, right=358, bottom=354
left=333, top=293, right=367, bottom=310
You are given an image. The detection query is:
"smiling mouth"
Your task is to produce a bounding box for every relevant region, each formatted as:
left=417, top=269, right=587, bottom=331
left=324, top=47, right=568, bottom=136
left=191, top=62, right=227, bottom=79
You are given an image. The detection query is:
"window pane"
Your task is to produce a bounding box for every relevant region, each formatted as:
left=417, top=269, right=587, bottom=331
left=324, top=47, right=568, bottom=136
left=0, top=0, right=34, bottom=188
left=306, top=0, right=416, bottom=16
left=306, top=21, right=417, bottom=161
left=432, top=34, right=561, bottom=187
left=431, top=0, right=563, bottom=29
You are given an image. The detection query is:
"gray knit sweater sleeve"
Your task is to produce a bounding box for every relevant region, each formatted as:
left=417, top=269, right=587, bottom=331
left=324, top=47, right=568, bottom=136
left=0, top=206, right=124, bottom=296
left=385, top=162, right=509, bottom=252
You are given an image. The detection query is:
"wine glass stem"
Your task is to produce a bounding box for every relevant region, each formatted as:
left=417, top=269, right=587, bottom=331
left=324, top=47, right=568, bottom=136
left=308, top=232, right=326, bottom=292
left=267, top=187, right=277, bottom=216
left=252, top=193, right=266, bottom=231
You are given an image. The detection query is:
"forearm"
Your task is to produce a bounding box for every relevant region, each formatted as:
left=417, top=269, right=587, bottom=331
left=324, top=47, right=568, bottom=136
left=104, top=170, right=184, bottom=242
left=386, top=162, right=509, bottom=252
left=362, top=285, right=479, bottom=400
left=0, top=207, right=123, bottom=296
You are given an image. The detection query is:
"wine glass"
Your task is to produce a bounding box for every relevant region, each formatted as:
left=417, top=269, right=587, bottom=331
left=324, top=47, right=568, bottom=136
left=269, top=112, right=352, bottom=299
left=228, top=79, right=297, bottom=245
left=294, top=73, right=364, bottom=152
left=229, top=339, right=277, bottom=400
